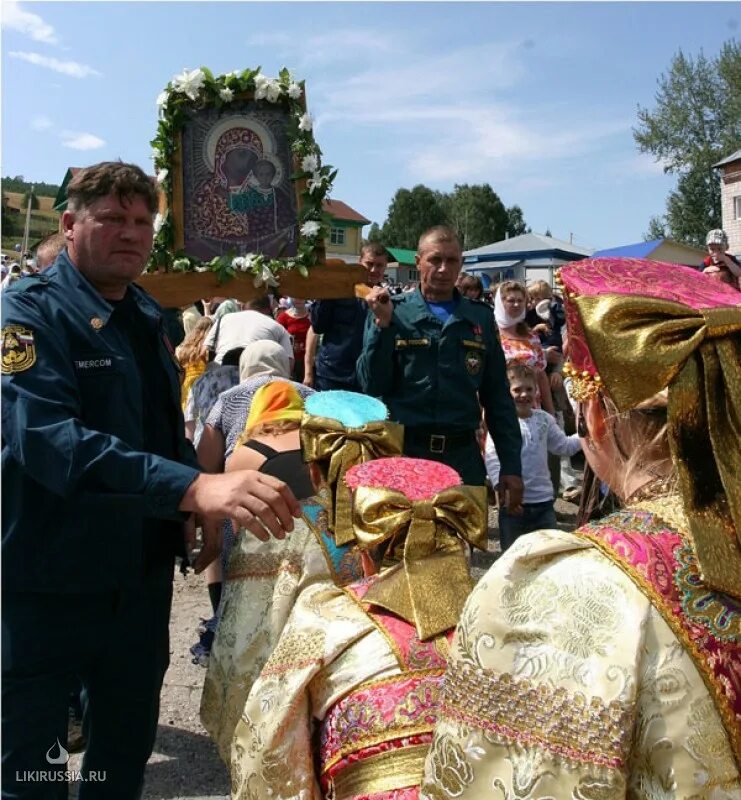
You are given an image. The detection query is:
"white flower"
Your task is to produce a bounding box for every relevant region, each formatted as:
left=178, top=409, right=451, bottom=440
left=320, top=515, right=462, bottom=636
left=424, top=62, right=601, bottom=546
left=172, top=257, right=190, bottom=271
left=153, top=212, right=165, bottom=234
left=253, top=73, right=279, bottom=101
left=287, top=82, right=302, bottom=100
left=255, top=77, right=281, bottom=103
left=231, top=256, right=246, bottom=271
left=225, top=70, right=239, bottom=78
left=300, top=221, right=321, bottom=238
left=300, top=153, right=319, bottom=173
left=156, top=168, right=169, bottom=185
left=171, top=67, right=206, bottom=101
left=156, top=91, right=169, bottom=109
left=297, top=112, right=313, bottom=132
left=307, top=172, right=324, bottom=193
left=194, top=265, right=210, bottom=273
left=219, top=87, right=234, bottom=102
left=150, top=147, right=162, bottom=161
left=253, top=265, right=279, bottom=288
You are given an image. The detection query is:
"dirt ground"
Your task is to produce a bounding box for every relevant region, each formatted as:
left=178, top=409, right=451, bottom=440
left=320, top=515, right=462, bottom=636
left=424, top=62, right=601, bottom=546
left=69, top=499, right=579, bottom=799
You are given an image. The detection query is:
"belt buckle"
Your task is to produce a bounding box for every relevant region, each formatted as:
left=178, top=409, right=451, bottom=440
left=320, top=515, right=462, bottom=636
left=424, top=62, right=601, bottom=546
left=429, top=434, right=446, bottom=454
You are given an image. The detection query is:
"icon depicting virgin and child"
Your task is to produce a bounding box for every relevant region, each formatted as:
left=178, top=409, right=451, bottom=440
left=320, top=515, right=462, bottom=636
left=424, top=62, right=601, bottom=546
left=187, top=115, right=298, bottom=261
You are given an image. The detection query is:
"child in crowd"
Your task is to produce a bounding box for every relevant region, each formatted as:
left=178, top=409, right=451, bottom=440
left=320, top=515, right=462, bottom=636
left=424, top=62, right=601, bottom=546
left=702, top=229, right=741, bottom=289
left=485, top=363, right=581, bottom=551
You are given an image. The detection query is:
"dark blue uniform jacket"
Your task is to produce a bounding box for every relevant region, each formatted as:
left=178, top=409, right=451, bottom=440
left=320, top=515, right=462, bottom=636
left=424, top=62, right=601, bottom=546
left=1, top=253, right=200, bottom=593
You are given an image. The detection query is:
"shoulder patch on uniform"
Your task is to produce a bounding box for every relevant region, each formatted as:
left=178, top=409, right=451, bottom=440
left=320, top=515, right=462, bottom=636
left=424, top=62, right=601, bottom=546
left=2, top=325, right=37, bottom=374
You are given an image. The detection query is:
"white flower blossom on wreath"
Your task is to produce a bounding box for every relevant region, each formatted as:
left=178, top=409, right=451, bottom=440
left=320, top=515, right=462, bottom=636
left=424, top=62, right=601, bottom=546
left=300, top=220, right=321, bottom=238
left=253, top=264, right=279, bottom=288
left=254, top=73, right=281, bottom=102
left=300, top=153, right=319, bottom=173
left=298, top=112, right=313, bottom=132
left=287, top=82, right=302, bottom=100
left=219, top=87, right=234, bottom=102
left=153, top=212, right=165, bottom=234
left=156, top=91, right=169, bottom=110
left=156, top=168, right=168, bottom=185
left=172, top=258, right=190, bottom=271
left=150, top=147, right=162, bottom=161
left=307, top=173, right=324, bottom=193
left=171, top=68, right=205, bottom=101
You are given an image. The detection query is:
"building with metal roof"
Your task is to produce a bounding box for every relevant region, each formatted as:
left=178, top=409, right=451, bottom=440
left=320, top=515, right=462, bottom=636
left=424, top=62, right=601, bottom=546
left=713, top=149, right=741, bottom=255
left=462, top=233, right=593, bottom=288
left=592, top=238, right=705, bottom=267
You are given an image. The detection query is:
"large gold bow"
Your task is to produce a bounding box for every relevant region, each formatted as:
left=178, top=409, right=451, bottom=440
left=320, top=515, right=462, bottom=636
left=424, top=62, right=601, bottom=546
left=300, top=415, right=404, bottom=545
left=575, top=293, right=741, bottom=598
left=352, top=485, right=488, bottom=640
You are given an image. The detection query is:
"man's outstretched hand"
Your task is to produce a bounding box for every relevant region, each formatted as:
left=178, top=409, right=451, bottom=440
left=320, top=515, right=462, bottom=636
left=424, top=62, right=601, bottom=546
left=179, top=470, right=301, bottom=544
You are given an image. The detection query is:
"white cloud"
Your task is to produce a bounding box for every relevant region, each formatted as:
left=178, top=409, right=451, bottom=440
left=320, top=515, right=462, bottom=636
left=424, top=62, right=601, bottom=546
left=247, top=27, right=400, bottom=69
left=60, top=131, right=106, bottom=151
left=2, top=1, right=58, bottom=44
left=31, top=115, right=53, bottom=131
left=307, top=39, right=632, bottom=188
left=8, top=51, right=101, bottom=78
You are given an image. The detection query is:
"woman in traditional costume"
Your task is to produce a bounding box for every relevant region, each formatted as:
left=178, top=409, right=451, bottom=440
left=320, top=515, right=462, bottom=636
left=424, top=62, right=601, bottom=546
left=201, top=391, right=403, bottom=761
left=231, top=454, right=488, bottom=799
left=421, top=257, right=740, bottom=799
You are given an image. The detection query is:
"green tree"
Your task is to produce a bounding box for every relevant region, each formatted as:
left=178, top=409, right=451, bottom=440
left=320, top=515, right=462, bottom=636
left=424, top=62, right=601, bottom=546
left=442, top=183, right=508, bottom=250
left=505, top=205, right=530, bottom=238
left=644, top=215, right=667, bottom=241
left=634, top=41, right=741, bottom=244
left=365, top=222, right=383, bottom=243
left=381, top=185, right=448, bottom=249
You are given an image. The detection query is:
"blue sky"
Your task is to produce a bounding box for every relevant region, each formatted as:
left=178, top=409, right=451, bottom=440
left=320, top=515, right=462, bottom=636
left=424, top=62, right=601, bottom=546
left=2, top=1, right=738, bottom=250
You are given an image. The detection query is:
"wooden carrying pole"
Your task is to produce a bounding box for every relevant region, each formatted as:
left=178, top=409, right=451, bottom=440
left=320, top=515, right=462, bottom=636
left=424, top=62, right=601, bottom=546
left=138, top=259, right=367, bottom=307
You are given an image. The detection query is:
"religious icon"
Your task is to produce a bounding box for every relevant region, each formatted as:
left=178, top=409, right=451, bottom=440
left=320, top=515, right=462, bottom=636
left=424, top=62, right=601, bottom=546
left=179, top=102, right=299, bottom=261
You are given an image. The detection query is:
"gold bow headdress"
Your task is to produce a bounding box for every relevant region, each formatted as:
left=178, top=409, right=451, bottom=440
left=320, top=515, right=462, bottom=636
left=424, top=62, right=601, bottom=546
left=352, top=483, right=488, bottom=640
left=558, top=258, right=741, bottom=599
left=300, top=415, right=404, bottom=545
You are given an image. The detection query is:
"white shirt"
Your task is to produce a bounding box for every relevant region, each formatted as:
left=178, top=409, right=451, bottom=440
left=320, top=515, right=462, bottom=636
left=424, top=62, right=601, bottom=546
left=203, top=310, right=293, bottom=365
left=485, top=410, right=581, bottom=503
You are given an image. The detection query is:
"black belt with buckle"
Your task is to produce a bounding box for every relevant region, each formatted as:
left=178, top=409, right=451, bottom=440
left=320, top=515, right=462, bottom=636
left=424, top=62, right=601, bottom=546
left=406, top=428, right=477, bottom=455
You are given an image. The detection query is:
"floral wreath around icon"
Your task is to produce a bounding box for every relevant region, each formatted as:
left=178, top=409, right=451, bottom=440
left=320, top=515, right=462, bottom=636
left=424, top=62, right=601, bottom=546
left=148, top=67, right=337, bottom=287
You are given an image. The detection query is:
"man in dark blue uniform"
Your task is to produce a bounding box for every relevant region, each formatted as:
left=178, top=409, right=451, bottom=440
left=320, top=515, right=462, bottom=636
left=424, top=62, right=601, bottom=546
left=357, top=226, right=523, bottom=505
left=306, top=243, right=387, bottom=390
left=1, top=162, right=301, bottom=799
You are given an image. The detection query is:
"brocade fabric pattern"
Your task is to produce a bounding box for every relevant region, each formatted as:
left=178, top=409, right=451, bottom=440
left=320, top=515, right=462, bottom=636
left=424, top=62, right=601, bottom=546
left=200, top=499, right=362, bottom=762
left=420, top=522, right=740, bottom=800
left=231, top=576, right=457, bottom=799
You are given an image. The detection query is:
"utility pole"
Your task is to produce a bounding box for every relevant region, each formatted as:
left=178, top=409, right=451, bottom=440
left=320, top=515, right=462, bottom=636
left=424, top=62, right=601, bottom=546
left=20, top=184, right=34, bottom=261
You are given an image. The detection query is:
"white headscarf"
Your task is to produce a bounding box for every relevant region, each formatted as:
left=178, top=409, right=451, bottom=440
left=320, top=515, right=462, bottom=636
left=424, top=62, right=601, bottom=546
left=238, top=340, right=291, bottom=382
left=494, top=285, right=527, bottom=330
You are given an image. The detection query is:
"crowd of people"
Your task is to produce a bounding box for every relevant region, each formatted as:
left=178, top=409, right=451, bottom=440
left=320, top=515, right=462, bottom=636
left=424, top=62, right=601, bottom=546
left=2, top=159, right=739, bottom=800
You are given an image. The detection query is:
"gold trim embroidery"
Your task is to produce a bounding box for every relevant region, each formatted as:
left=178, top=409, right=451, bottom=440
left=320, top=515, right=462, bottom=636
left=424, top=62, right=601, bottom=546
left=330, top=743, right=428, bottom=800
left=443, top=662, right=634, bottom=769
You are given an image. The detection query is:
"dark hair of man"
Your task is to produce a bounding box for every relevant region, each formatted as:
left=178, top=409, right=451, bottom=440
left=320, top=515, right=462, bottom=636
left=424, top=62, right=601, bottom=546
left=459, top=274, right=484, bottom=295
left=360, top=242, right=388, bottom=261
left=66, top=161, right=158, bottom=215
left=417, top=225, right=461, bottom=253
left=245, top=295, right=272, bottom=314
left=34, top=232, right=66, bottom=270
